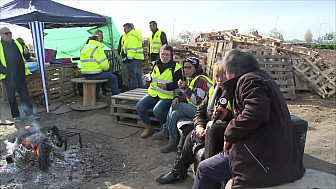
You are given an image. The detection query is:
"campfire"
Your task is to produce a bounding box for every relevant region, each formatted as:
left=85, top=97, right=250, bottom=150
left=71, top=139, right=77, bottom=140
left=6, top=126, right=64, bottom=172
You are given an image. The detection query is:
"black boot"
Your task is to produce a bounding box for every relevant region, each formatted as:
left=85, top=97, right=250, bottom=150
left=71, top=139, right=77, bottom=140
left=155, top=152, right=188, bottom=184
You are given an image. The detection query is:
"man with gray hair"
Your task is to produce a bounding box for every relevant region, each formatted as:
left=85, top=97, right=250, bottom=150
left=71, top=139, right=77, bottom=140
left=193, top=49, right=305, bottom=188
left=0, top=27, right=39, bottom=122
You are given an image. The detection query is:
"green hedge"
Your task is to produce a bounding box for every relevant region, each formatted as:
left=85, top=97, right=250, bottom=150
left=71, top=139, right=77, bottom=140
left=293, top=43, right=335, bottom=50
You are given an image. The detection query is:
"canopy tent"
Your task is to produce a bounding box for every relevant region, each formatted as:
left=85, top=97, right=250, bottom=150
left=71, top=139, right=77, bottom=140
left=0, top=0, right=108, bottom=113
left=43, top=15, right=120, bottom=61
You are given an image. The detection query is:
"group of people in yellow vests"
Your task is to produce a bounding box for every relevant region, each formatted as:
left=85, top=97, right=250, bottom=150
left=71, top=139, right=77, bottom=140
left=80, top=21, right=168, bottom=96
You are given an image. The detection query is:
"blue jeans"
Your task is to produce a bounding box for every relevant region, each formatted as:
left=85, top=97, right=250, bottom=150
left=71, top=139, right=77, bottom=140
left=127, top=59, right=143, bottom=90
left=136, top=94, right=172, bottom=126
left=193, top=152, right=232, bottom=189
left=84, top=71, right=120, bottom=97
left=165, top=102, right=196, bottom=139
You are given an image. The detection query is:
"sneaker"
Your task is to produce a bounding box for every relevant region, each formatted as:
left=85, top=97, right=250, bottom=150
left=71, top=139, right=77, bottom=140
left=13, top=117, right=22, bottom=122
left=30, top=113, right=40, bottom=120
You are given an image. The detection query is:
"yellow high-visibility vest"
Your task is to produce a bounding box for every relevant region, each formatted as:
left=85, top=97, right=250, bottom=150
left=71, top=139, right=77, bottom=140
left=80, top=40, right=109, bottom=74
left=148, top=61, right=182, bottom=99
left=0, top=40, right=30, bottom=80
left=124, top=29, right=144, bottom=60
left=149, top=30, right=163, bottom=54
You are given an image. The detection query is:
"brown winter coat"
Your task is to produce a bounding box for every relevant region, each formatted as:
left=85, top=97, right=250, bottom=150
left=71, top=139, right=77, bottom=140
left=223, top=70, right=305, bottom=188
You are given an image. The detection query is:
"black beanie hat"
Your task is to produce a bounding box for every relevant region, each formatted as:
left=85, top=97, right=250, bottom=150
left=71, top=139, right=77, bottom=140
left=183, top=57, right=200, bottom=70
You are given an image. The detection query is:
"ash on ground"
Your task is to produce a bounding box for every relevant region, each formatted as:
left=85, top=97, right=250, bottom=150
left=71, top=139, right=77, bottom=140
left=0, top=144, right=134, bottom=189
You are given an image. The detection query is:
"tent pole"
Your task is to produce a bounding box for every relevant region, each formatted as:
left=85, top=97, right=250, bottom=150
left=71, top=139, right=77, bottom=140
left=29, top=21, right=49, bottom=113
left=106, top=17, right=115, bottom=72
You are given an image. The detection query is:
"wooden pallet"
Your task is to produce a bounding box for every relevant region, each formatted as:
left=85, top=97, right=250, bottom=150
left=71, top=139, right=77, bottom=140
left=110, top=88, right=160, bottom=129
left=291, top=55, right=336, bottom=98
left=26, top=71, right=43, bottom=98
left=44, top=63, right=77, bottom=103
left=254, top=54, right=296, bottom=100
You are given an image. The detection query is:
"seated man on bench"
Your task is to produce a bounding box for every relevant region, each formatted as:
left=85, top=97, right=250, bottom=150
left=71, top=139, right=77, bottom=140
left=155, top=62, right=232, bottom=184
left=80, top=34, right=119, bottom=99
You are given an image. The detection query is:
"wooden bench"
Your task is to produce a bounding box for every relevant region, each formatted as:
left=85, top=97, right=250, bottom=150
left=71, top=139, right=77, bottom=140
left=225, top=169, right=336, bottom=188
left=70, top=78, right=108, bottom=110
left=110, top=88, right=160, bottom=129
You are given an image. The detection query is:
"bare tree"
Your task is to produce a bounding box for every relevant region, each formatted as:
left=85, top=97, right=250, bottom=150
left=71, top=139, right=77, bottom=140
left=269, top=28, right=284, bottom=40
left=177, top=30, right=197, bottom=43
left=304, top=29, right=313, bottom=43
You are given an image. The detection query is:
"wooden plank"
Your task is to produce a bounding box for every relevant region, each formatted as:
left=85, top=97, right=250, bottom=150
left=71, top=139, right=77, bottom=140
left=258, top=61, right=293, bottom=66
left=322, top=68, right=335, bottom=75
left=111, top=95, right=143, bottom=101
left=47, top=78, right=75, bottom=85
left=45, top=63, right=77, bottom=70
left=254, top=54, right=290, bottom=59
left=261, top=67, right=293, bottom=72
left=267, top=73, right=294, bottom=79
left=112, top=93, right=146, bottom=99
left=45, top=71, right=75, bottom=78
left=274, top=79, right=295, bottom=86
left=47, top=82, right=74, bottom=89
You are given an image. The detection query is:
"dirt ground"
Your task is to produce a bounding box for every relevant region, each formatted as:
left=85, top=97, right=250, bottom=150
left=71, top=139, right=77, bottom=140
left=0, top=90, right=335, bottom=189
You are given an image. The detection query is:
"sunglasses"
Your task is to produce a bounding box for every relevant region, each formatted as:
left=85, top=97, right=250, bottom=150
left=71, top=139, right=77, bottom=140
left=1, top=32, right=12, bottom=35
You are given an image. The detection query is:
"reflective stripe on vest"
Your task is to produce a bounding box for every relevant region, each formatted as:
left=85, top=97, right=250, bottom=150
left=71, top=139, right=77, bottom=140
left=147, top=62, right=182, bottom=99
left=80, top=40, right=107, bottom=75
left=124, top=30, right=144, bottom=60
left=186, top=75, right=214, bottom=107
left=0, top=40, right=29, bottom=80
left=149, top=30, right=163, bottom=54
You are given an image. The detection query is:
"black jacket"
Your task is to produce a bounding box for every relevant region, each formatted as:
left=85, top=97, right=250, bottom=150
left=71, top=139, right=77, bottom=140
left=223, top=70, right=305, bottom=188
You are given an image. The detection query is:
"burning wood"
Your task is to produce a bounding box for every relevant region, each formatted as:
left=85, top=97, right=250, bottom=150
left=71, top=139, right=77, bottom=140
left=6, top=126, right=64, bottom=172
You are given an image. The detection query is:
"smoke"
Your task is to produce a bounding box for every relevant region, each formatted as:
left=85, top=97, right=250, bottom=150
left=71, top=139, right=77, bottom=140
left=4, top=139, right=19, bottom=152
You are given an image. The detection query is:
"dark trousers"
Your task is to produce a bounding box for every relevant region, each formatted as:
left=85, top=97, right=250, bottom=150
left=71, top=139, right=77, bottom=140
left=176, top=123, right=205, bottom=170
left=193, top=152, right=232, bottom=189
left=3, top=79, right=33, bottom=118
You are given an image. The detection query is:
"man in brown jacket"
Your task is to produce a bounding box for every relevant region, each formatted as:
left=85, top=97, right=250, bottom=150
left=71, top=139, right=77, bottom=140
left=193, top=49, right=305, bottom=188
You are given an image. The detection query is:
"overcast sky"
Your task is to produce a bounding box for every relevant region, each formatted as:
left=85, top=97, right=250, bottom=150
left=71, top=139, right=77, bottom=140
left=1, top=0, right=335, bottom=44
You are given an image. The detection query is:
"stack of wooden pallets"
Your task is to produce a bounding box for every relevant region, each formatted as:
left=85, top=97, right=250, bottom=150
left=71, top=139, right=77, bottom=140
left=26, top=71, right=43, bottom=98
left=110, top=88, right=160, bottom=129
left=44, top=63, right=77, bottom=103
left=181, top=29, right=335, bottom=99
left=255, top=54, right=296, bottom=100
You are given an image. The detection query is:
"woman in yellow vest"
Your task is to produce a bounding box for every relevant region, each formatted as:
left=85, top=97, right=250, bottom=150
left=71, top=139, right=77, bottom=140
left=136, top=45, right=183, bottom=138
left=153, top=57, right=214, bottom=153
left=155, top=62, right=232, bottom=184
left=80, top=34, right=119, bottom=98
